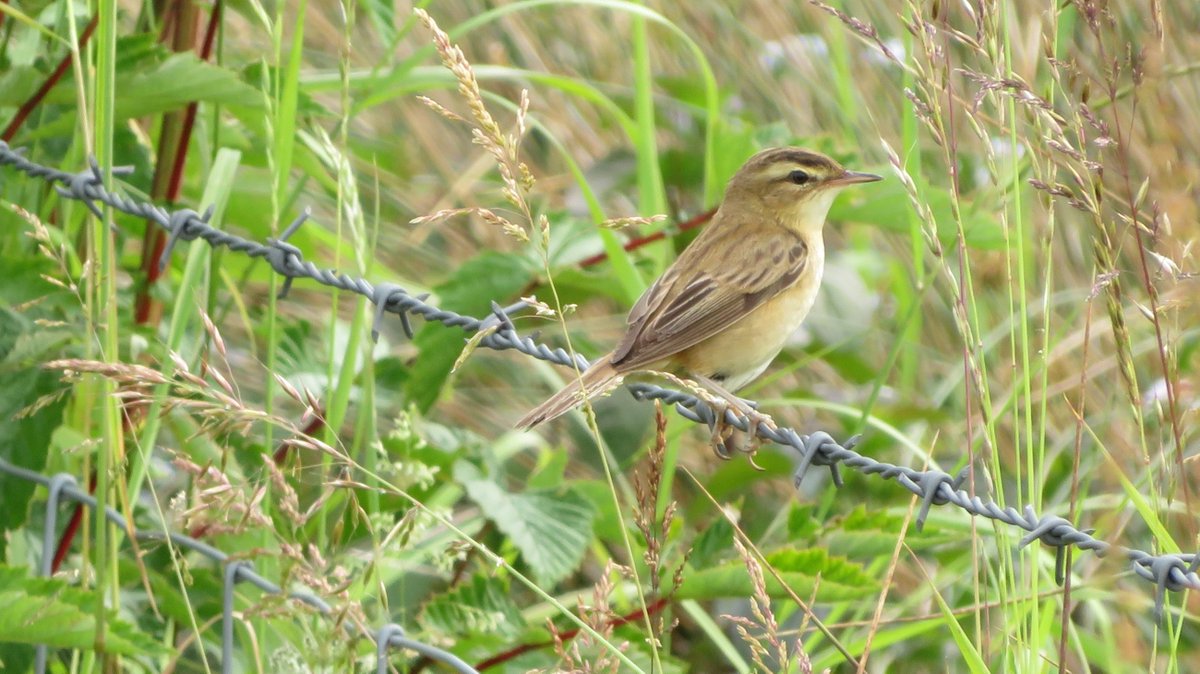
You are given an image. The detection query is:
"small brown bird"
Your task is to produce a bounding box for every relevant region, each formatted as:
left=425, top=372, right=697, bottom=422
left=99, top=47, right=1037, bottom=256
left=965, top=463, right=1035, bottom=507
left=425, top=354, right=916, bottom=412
left=516, top=147, right=881, bottom=430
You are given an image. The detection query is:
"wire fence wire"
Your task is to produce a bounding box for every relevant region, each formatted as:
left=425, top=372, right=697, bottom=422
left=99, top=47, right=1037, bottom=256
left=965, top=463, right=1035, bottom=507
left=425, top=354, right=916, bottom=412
left=0, top=140, right=1197, bottom=656
left=0, top=458, right=478, bottom=674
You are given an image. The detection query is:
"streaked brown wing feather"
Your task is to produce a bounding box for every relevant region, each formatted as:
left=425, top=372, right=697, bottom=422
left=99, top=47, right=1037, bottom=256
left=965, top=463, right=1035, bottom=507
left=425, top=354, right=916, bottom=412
left=610, top=222, right=808, bottom=371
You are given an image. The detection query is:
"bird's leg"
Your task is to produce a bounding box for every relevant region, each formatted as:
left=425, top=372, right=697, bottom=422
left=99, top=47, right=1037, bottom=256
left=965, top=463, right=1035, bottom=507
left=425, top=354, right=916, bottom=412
left=693, top=374, right=776, bottom=430
left=691, top=374, right=776, bottom=461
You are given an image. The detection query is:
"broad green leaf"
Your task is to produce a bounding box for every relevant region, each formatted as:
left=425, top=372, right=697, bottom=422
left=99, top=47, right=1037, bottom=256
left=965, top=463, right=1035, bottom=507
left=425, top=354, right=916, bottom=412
left=455, top=462, right=594, bottom=586
left=0, top=566, right=169, bottom=656
left=14, top=49, right=266, bottom=139
left=0, top=309, right=71, bottom=558
left=419, top=574, right=526, bottom=638
left=822, top=505, right=957, bottom=557
left=786, top=503, right=821, bottom=542
left=570, top=479, right=625, bottom=545
left=538, top=265, right=630, bottom=308
left=114, top=52, right=267, bottom=115
left=526, top=448, right=570, bottom=491
left=676, top=547, right=876, bottom=601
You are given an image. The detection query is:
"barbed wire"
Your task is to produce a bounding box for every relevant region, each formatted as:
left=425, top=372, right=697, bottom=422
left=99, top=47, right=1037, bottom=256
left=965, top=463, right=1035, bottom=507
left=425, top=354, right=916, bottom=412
left=1, top=140, right=1197, bottom=631
left=0, top=458, right=478, bottom=674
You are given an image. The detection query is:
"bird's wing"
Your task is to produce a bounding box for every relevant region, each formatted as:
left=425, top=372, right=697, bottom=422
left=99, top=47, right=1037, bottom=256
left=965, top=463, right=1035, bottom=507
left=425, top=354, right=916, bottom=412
left=610, top=220, right=809, bottom=371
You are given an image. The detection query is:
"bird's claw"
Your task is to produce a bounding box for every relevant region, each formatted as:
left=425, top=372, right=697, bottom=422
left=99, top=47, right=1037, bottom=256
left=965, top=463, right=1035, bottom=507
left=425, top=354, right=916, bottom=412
left=705, top=400, right=776, bottom=465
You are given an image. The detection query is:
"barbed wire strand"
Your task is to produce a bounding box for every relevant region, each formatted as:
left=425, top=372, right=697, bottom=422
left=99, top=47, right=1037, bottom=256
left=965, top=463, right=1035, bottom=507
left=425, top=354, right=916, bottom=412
left=0, top=141, right=1196, bottom=636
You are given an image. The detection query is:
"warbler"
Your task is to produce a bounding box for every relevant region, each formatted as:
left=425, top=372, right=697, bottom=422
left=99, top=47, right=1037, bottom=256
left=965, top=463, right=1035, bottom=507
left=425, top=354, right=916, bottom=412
left=516, top=147, right=881, bottom=431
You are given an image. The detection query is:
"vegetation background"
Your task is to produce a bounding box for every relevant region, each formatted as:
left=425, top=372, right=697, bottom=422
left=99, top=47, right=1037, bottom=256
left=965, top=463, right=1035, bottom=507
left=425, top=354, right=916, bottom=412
left=0, top=0, right=1197, bottom=671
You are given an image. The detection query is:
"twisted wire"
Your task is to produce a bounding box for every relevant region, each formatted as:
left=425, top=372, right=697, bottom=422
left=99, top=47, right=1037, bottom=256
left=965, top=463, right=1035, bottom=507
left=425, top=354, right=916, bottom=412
left=2, top=141, right=1196, bottom=624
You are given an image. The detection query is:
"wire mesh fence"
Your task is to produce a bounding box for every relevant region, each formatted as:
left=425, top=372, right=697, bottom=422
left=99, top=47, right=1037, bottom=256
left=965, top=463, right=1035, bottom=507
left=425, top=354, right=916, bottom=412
left=0, top=458, right=480, bottom=674
left=1, top=141, right=1198, bottom=667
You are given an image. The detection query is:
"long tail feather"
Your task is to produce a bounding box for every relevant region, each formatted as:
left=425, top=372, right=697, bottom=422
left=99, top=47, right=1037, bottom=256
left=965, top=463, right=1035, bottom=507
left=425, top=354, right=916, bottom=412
left=516, top=354, right=619, bottom=429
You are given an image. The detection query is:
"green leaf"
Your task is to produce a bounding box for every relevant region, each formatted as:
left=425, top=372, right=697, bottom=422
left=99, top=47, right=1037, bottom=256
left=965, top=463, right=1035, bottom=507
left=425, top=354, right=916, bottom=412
left=115, top=52, right=267, bottom=115
left=406, top=252, right=535, bottom=412
left=540, top=265, right=631, bottom=308
left=526, top=449, right=569, bottom=491
left=688, top=514, right=734, bottom=570
left=455, top=462, right=594, bottom=586
left=830, top=179, right=1004, bottom=251
left=570, top=479, right=625, bottom=545
left=704, top=449, right=792, bottom=501
left=419, top=574, right=526, bottom=638
left=1102, top=436, right=1181, bottom=554
left=242, top=63, right=331, bottom=120
left=823, top=505, right=957, bottom=557
left=13, top=47, right=267, bottom=139
left=0, top=566, right=169, bottom=656
left=0, top=309, right=71, bottom=558
left=676, top=547, right=876, bottom=601
left=824, top=529, right=916, bottom=560
left=118, top=559, right=223, bottom=626
left=786, top=504, right=821, bottom=542
left=630, top=14, right=666, bottom=217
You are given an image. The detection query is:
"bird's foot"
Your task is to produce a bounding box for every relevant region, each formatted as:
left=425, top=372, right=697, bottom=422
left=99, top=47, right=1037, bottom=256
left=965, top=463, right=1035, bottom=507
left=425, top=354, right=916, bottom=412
left=706, top=399, right=777, bottom=467
left=670, top=372, right=777, bottom=466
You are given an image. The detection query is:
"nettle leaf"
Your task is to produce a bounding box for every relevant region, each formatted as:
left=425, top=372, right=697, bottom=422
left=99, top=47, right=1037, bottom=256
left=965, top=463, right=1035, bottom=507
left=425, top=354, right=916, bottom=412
left=18, top=47, right=267, bottom=139
left=786, top=503, right=822, bottom=542
left=0, top=566, right=168, bottom=656
left=116, top=52, right=265, bottom=114
left=406, top=252, right=535, bottom=412
left=419, top=574, right=525, bottom=638
left=455, top=462, right=594, bottom=586
left=821, top=529, right=910, bottom=562
left=676, top=547, right=876, bottom=602
left=823, top=505, right=956, bottom=556
left=0, top=309, right=71, bottom=558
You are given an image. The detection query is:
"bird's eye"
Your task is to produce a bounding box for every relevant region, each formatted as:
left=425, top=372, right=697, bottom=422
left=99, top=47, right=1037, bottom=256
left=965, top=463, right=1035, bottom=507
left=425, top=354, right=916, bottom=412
left=788, top=169, right=811, bottom=185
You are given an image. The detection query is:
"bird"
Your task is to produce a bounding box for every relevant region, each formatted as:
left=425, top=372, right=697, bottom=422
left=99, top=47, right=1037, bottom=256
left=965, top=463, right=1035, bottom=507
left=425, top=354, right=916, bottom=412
left=516, top=147, right=881, bottom=434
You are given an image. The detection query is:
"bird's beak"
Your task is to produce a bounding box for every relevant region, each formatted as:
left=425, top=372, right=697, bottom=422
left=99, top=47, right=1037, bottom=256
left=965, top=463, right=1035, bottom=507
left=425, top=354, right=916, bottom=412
left=828, top=169, right=883, bottom=187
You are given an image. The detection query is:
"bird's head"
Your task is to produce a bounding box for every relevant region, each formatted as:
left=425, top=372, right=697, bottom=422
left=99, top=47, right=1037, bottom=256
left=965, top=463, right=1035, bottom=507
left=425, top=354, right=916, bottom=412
left=724, top=147, right=881, bottom=232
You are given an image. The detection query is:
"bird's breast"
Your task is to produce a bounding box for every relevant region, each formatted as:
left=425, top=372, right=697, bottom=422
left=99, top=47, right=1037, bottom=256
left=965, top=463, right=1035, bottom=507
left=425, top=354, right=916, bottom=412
left=675, top=243, right=824, bottom=390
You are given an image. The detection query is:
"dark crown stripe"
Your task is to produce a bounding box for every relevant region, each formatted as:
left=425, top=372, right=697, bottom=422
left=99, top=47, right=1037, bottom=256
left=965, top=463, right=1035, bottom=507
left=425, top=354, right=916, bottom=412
left=745, top=147, right=837, bottom=173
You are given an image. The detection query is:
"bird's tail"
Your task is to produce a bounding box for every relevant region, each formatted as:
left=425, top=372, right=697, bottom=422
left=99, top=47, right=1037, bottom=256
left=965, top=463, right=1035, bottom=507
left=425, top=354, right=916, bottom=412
left=515, top=354, right=620, bottom=429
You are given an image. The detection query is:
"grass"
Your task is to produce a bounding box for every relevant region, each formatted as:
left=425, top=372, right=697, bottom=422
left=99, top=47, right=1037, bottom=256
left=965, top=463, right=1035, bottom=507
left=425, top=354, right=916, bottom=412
left=0, top=0, right=1197, bottom=672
